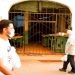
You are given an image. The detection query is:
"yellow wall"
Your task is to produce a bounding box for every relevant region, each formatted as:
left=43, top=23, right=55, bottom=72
left=11, top=1, right=65, bottom=12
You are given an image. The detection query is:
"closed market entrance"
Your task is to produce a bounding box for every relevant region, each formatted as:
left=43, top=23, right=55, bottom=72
left=9, top=1, right=71, bottom=55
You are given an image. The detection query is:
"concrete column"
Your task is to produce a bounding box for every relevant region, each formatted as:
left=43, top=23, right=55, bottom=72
left=24, top=12, right=29, bottom=44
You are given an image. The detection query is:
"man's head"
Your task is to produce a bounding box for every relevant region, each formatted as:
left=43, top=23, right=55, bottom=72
left=0, top=19, right=15, bottom=38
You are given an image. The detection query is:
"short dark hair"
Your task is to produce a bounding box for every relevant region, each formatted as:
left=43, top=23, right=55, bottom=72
left=0, top=19, right=12, bottom=33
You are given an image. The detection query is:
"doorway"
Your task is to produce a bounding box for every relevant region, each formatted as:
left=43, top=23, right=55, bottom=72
left=9, top=1, right=71, bottom=55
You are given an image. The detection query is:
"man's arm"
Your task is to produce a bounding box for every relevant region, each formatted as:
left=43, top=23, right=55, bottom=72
left=0, top=58, right=14, bottom=75
left=65, top=44, right=74, bottom=54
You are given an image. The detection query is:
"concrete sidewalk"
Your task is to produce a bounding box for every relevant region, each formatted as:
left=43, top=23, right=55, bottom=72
left=13, top=54, right=72, bottom=75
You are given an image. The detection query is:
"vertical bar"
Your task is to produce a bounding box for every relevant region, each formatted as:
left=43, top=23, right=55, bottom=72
left=55, top=14, right=57, bottom=33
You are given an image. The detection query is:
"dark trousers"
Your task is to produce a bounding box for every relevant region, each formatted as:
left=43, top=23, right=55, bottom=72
left=63, top=55, right=75, bottom=72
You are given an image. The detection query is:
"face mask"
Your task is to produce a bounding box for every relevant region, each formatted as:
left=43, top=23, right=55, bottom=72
left=8, top=29, right=15, bottom=38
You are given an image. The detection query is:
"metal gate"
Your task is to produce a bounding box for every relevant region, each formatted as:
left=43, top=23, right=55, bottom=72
left=28, top=12, right=57, bottom=55
left=9, top=11, right=25, bottom=54
left=9, top=8, right=71, bottom=55
left=28, top=13, right=56, bottom=43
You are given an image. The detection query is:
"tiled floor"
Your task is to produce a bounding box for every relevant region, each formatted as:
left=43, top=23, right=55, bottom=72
left=17, top=43, right=63, bottom=55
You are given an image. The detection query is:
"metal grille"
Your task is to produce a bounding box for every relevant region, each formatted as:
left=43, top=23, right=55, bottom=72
left=9, top=4, right=71, bottom=55
left=28, top=13, right=56, bottom=43
left=9, top=11, right=25, bottom=54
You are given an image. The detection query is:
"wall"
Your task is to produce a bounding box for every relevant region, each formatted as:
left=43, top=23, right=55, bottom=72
left=0, top=0, right=75, bottom=31
left=11, top=1, right=65, bottom=12
left=11, top=1, right=38, bottom=12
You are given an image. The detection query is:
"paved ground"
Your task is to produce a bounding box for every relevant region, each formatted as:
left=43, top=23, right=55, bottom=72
left=13, top=54, right=74, bottom=75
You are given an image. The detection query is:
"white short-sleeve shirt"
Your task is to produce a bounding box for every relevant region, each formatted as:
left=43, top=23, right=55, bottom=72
left=0, top=38, right=13, bottom=75
left=65, top=37, right=75, bottom=55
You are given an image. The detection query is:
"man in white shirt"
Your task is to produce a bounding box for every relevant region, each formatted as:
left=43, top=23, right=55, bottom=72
left=59, top=29, right=75, bottom=74
left=0, top=19, right=21, bottom=75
